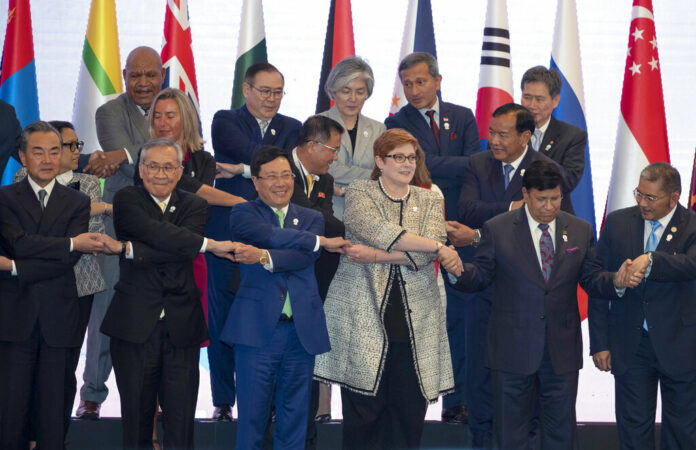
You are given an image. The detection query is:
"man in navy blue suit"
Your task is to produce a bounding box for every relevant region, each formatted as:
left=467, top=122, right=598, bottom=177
left=206, top=63, right=302, bottom=421
left=385, top=51, right=480, bottom=423
left=589, top=162, right=696, bottom=449
left=220, top=146, right=348, bottom=449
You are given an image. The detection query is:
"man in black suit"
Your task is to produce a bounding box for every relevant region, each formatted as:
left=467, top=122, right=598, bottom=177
left=521, top=66, right=587, bottom=214
left=589, top=162, right=696, bottom=449
left=0, top=121, right=106, bottom=449
left=447, top=103, right=560, bottom=448
left=448, top=160, right=639, bottom=449
left=99, top=138, right=239, bottom=449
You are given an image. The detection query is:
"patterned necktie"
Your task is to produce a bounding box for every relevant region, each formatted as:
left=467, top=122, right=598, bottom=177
left=538, top=223, right=554, bottom=283
left=643, top=220, right=661, bottom=331
left=425, top=110, right=440, bottom=146
left=306, top=174, right=314, bottom=197
left=503, top=164, right=514, bottom=190
left=38, top=189, right=47, bottom=211
left=157, top=201, right=166, bottom=213
left=531, top=129, right=543, bottom=151
left=275, top=209, right=292, bottom=318
left=260, top=120, right=269, bottom=138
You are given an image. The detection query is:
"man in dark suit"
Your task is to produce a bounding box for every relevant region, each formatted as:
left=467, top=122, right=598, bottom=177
left=449, top=160, right=638, bottom=449
left=0, top=99, right=21, bottom=181
left=0, top=121, right=106, bottom=449
left=589, top=162, right=696, bottom=449
left=385, top=50, right=481, bottom=424
left=219, top=146, right=348, bottom=449
left=207, top=63, right=302, bottom=420
left=99, top=138, right=239, bottom=449
left=447, top=103, right=560, bottom=447
left=521, top=65, right=587, bottom=214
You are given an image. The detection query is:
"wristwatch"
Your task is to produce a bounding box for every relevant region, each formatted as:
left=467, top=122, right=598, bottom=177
left=472, top=229, right=482, bottom=247
left=434, top=242, right=444, bottom=253
left=121, top=241, right=127, bottom=255
left=259, top=249, right=269, bottom=265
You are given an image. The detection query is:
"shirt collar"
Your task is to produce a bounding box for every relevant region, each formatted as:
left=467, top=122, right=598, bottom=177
left=524, top=204, right=557, bottom=237
left=56, top=170, right=74, bottom=186
left=418, top=98, right=440, bottom=122
left=27, top=175, right=56, bottom=199
left=292, top=148, right=319, bottom=181
left=270, top=204, right=289, bottom=218
left=150, top=193, right=172, bottom=209
left=650, top=204, right=678, bottom=230
left=506, top=149, right=528, bottom=172
left=536, top=117, right=551, bottom=134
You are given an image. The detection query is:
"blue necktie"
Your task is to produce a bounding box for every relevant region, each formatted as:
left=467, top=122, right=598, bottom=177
left=503, top=164, right=514, bottom=190
left=539, top=224, right=554, bottom=283
left=643, top=220, right=661, bottom=330
left=531, top=129, right=543, bottom=151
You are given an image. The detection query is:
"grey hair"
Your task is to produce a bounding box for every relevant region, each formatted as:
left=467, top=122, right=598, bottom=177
left=398, top=52, right=439, bottom=78
left=640, top=162, right=681, bottom=195
left=521, top=66, right=562, bottom=98
left=139, top=138, right=183, bottom=165
left=324, top=56, right=375, bottom=99
left=20, top=121, right=62, bottom=152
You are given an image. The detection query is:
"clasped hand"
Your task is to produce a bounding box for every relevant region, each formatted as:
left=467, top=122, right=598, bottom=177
left=614, top=253, right=651, bottom=288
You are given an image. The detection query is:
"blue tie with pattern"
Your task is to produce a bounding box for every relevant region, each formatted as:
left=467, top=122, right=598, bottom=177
left=643, top=220, right=661, bottom=330
left=539, top=224, right=554, bottom=283
left=503, top=164, right=514, bottom=190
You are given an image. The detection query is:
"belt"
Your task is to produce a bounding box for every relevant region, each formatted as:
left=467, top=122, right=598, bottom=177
left=279, top=314, right=294, bottom=323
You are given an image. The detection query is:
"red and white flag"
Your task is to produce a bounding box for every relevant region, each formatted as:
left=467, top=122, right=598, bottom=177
left=605, top=0, right=669, bottom=215
left=161, top=0, right=199, bottom=111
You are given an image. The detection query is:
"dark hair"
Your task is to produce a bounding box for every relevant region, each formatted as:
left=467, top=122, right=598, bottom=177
left=250, top=145, right=290, bottom=177
left=398, top=52, right=439, bottom=78
left=244, top=62, right=284, bottom=84
left=20, top=121, right=62, bottom=152
left=521, top=66, right=562, bottom=98
left=640, top=162, right=681, bottom=194
left=492, top=103, right=535, bottom=135
left=298, top=115, right=344, bottom=145
left=47, top=121, right=75, bottom=133
left=523, top=160, right=563, bottom=191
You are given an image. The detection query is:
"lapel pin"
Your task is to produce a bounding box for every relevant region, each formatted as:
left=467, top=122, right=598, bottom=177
left=293, top=218, right=298, bottom=225
left=671, top=226, right=677, bottom=232
left=190, top=171, right=195, bottom=177
left=363, top=130, right=369, bottom=137
left=169, top=206, right=176, bottom=213
left=562, top=235, right=568, bottom=242
left=270, top=129, right=276, bottom=136
left=444, top=122, right=450, bottom=130
left=666, top=234, right=673, bottom=241
left=520, top=169, right=525, bottom=177
left=413, top=206, right=418, bottom=212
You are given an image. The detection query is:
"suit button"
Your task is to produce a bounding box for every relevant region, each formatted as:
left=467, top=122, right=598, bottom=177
left=540, top=315, right=545, bottom=320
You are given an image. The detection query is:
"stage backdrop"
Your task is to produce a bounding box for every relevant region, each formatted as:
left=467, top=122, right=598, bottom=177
left=0, top=0, right=693, bottom=421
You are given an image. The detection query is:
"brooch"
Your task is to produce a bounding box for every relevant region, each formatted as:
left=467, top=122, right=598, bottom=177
left=666, top=234, right=673, bottom=242
left=270, top=129, right=276, bottom=136
left=293, top=218, right=299, bottom=225
left=318, top=192, right=325, bottom=198
left=169, top=206, right=176, bottom=213
left=562, top=230, right=568, bottom=242
left=443, top=117, right=450, bottom=130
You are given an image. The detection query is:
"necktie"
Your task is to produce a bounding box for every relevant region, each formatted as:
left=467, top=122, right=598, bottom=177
left=260, top=120, right=269, bottom=138
left=275, top=209, right=292, bottom=318
left=531, top=129, right=543, bottom=151
left=38, top=189, right=47, bottom=211
left=425, top=110, right=440, bottom=146
left=503, top=164, right=514, bottom=190
left=157, top=201, right=166, bottom=213
left=643, top=220, right=661, bottom=330
left=306, top=174, right=314, bottom=197
left=538, top=223, right=554, bottom=283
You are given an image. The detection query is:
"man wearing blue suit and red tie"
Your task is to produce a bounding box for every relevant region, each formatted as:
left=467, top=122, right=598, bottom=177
left=220, top=146, right=349, bottom=449
left=589, top=162, right=696, bottom=449
left=449, top=160, right=640, bottom=449
left=386, top=51, right=481, bottom=423
left=207, top=62, right=302, bottom=421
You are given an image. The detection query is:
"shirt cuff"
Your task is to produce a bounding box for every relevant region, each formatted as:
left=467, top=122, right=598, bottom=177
left=125, top=241, right=134, bottom=259
left=69, top=238, right=74, bottom=252
left=264, top=251, right=274, bottom=272
left=11, top=260, right=17, bottom=276
left=242, top=164, right=251, bottom=179
left=200, top=238, right=208, bottom=253
left=615, top=286, right=626, bottom=297
left=314, top=236, right=321, bottom=252
left=124, top=149, right=133, bottom=164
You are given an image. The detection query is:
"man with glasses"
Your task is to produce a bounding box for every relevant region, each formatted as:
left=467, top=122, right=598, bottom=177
left=589, top=162, right=696, bottom=449
left=99, top=138, right=241, bottom=448
left=207, top=62, right=302, bottom=421
left=386, top=51, right=481, bottom=425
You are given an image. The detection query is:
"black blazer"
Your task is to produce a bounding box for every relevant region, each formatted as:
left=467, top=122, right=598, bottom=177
left=101, top=186, right=208, bottom=347
left=134, top=148, right=216, bottom=193
left=0, top=100, right=21, bottom=178
left=453, top=207, right=618, bottom=375
left=288, top=157, right=345, bottom=300
left=0, top=178, right=90, bottom=347
left=589, top=204, right=696, bottom=377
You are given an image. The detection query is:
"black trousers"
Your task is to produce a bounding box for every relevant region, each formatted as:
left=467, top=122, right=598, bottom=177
left=111, top=321, right=200, bottom=450
left=341, top=341, right=427, bottom=450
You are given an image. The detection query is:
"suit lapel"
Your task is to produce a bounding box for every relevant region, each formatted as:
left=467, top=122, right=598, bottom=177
left=485, top=154, right=506, bottom=199
left=403, top=105, right=438, bottom=153
left=17, top=178, right=42, bottom=225
left=540, top=116, right=559, bottom=155
left=656, top=205, right=685, bottom=253
left=504, top=150, right=533, bottom=201
left=550, top=213, right=569, bottom=280
left=353, top=113, right=373, bottom=163
left=439, top=102, right=451, bottom=156
left=630, top=208, right=645, bottom=257
left=39, top=184, right=68, bottom=233
left=242, top=105, right=263, bottom=142
left=124, top=94, right=149, bottom=143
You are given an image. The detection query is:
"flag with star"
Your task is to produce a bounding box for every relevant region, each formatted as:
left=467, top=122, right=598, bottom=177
left=605, top=0, right=669, bottom=216
left=231, top=0, right=267, bottom=109
left=315, top=0, right=355, bottom=113
left=388, top=0, right=437, bottom=115
left=475, top=0, right=514, bottom=150
left=161, top=0, right=200, bottom=111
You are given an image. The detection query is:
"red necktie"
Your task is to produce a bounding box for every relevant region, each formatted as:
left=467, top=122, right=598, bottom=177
left=425, top=110, right=440, bottom=146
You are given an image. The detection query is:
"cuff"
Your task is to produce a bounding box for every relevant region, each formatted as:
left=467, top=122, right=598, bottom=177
left=69, top=238, right=74, bottom=252
left=242, top=164, right=251, bottom=179
left=615, top=286, right=626, bottom=297
left=125, top=241, right=134, bottom=259
left=200, top=237, right=208, bottom=253
left=11, top=260, right=17, bottom=276
left=125, top=149, right=133, bottom=164
left=264, top=251, right=274, bottom=272
left=314, top=236, right=321, bottom=252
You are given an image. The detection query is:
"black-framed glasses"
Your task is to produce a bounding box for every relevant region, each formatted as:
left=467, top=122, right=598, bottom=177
left=633, top=188, right=668, bottom=203
left=248, top=84, right=285, bottom=99
left=311, top=140, right=340, bottom=154
left=143, top=162, right=181, bottom=175
left=384, top=153, right=418, bottom=164
left=63, top=141, right=84, bottom=153
left=256, top=173, right=295, bottom=182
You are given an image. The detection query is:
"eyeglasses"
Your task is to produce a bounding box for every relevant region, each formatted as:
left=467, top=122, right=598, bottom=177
left=248, top=84, right=285, bottom=99
left=311, top=141, right=340, bottom=154
left=633, top=188, right=668, bottom=203
left=63, top=141, right=84, bottom=153
left=143, top=163, right=181, bottom=175
left=384, top=154, right=418, bottom=164
left=256, top=173, right=295, bottom=182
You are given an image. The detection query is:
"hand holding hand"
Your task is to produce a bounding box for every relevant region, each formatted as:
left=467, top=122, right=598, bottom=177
left=445, top=221, right=475, bottom=247
left=99, top=234, right=123, bottom=255
left=319, top=236, right=351, bottom=253
left=73, top=232, right=105, bottom=253
left=206, top=239, right=238, bottom=262
left=438, top=244, right=463, bottom=277
left=84, top=151, right=121, bottom=178
left=230, top=243, right=263, bottom=265
left=592, top=350, right=611, bottom=372
left=215, top=162, right=244, bottom=179
left=344, top=244, right=377, bottom=264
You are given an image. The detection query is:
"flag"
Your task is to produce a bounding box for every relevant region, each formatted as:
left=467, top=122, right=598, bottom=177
left=689, top=148, right=696, bottom=212
left=605, top=0, right=669, bottom=216
left=0, top=0, right=40, bottom=185
left=72, top=0, right=122, bottom=156
left=475, top=0, right=514, bottom=150
left=161, top=0, right=199, bottom=110
left=550, top=0, right=596, bottom=320
left=389, top=0, right=437, bottom=115
left=314, top=0, right=355, bottom=113
left=231, top=0, right=267, bottom=109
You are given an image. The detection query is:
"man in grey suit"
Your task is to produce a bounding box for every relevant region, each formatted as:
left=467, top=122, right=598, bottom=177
left=75, top=46, right=165, bottom=419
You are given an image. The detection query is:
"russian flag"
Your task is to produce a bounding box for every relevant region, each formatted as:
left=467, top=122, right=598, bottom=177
left=0, top=0, right=40, bottom=186
left=389, top=0, right=437, bottom=115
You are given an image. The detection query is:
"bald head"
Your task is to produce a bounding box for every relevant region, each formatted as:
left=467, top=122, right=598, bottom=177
left=123, top=46, right=165, bottom=110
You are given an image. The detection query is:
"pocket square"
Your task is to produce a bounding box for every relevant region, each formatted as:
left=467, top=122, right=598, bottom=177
left=318, top=192, right=326, bottom=198
left=450, top=132, right=458, bottom=140
left=566, top=247, right=579, bottom=254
